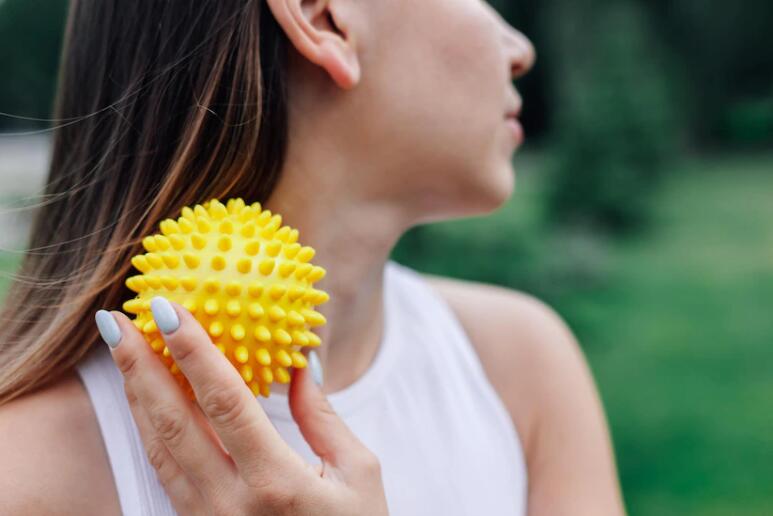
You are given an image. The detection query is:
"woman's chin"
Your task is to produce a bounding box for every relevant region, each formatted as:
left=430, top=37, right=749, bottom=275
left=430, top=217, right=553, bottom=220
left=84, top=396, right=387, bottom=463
left=475, top=164, right=516, bottom=213
left=413, top=162, right=515, bottom=223
left=449, top=166, right=516, bottom=218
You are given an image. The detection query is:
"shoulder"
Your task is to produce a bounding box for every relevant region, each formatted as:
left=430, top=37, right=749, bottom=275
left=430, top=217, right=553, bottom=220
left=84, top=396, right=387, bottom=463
left=421, top=272, right=627, bottom=514
left=420, top=272, right=582, bottom=448
left=0, top=370, right=121, bottom=515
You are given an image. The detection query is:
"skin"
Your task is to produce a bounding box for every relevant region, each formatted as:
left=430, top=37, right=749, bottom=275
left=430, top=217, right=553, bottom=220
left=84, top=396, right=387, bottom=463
left=0, top=0, right=627, bottom=514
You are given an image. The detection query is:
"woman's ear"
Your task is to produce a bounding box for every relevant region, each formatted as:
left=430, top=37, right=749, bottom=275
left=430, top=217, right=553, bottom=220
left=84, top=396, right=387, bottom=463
left=266, top=0, right=361, bottom=89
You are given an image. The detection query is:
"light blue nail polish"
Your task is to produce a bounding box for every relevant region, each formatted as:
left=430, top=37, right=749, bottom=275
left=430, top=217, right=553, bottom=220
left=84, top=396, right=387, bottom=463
left=151, top=296, right=179, bottom=334
left=309, top=350, right=324, bottom=386
left=95, top=310, right=122, bottom=349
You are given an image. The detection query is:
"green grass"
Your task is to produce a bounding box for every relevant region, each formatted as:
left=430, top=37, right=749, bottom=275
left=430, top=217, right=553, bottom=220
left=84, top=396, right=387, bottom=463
left=394, top=151, right=773, bottom=515
left=562, top=154, right=773, bottom=515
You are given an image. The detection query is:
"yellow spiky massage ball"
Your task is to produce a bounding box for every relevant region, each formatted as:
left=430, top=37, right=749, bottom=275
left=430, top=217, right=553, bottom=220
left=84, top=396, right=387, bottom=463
left=121, top=197, right=329, bottom=399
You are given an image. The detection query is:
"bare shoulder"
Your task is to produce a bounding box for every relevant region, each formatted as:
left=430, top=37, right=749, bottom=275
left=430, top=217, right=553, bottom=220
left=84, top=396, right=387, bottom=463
left=420, top=273, right=582, bottom=447
left=422, top=272, right=627, bottom=515
left=0, top=371, right=121, bottom=515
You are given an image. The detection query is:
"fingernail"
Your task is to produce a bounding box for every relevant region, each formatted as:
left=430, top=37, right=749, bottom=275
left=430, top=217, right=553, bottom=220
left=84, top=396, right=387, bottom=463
left=308, top=350, right=324, bottom=386
left=95, top=310, right=122, bottom=349
left=151, top=296, right=179, bottom=334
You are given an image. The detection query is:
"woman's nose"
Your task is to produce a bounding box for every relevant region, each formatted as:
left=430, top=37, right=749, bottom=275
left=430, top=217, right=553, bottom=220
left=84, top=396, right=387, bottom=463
left=505, top=27, right=536, bottom=80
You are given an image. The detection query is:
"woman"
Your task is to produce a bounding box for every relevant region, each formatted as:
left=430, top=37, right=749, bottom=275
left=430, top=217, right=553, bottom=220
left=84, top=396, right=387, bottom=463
left=0, top=0, right=626, bottom=514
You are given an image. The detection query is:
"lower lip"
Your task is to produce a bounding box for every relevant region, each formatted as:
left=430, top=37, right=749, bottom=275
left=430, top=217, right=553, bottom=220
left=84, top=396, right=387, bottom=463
left=505, top=118, right=524, bottom=146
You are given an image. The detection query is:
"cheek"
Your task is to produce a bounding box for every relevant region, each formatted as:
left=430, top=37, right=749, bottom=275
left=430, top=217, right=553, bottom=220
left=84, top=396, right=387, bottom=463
left=440, top=20, right=508, bottom=175
left=361, top=0, right=510, bottom=212
left=378, top=2, right=505, bottom=163
left=423, top=6, right=510, bottom=203
left=437, top=11, right=505, bottom=137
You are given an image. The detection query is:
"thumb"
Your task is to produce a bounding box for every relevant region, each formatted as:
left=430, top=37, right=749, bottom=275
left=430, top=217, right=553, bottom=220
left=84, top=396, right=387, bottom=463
left=288, top=350, right=369, bottom=473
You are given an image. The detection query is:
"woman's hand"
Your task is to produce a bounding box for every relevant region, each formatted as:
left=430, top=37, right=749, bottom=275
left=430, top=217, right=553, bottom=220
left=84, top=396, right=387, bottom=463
left=96, top=297, right=389, bottom=515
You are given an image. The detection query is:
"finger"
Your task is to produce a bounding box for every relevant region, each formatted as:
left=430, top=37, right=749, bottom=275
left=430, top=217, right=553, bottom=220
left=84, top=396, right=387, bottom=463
left=288, top=351, right=375, bottom=474
left=102, top=309, right=238, bottom=494
left=147, top=297, right=307, bottom=479
left=124, top=383, right=204, bottom=511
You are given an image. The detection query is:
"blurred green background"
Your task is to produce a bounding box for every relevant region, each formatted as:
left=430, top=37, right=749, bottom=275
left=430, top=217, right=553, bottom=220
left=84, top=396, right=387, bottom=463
left=1, top=1, right=772, bottom=514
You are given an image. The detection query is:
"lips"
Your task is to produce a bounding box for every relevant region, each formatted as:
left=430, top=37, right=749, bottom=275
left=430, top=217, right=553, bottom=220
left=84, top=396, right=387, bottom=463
left=505, top=117, right=524, bottom=146
left=504, top=107, right=524, bottom=146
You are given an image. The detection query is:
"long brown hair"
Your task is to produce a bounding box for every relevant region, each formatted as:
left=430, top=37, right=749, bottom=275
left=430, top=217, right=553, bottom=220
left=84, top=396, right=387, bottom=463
left=0, top=0, right=290, bottom=405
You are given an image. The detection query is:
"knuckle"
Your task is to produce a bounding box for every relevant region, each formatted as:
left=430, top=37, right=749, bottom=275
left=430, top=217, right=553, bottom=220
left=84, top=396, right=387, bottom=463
left=243, top=471, right=278, bottom=493
left=358, top=450, right=382, bottom=476
left=146, top=438, right=169, bottom=474
left=114, top=351, right=141, bottom=379
left=167, top=328, right=198, bottom=364
left=200, top=385, right=246, bottom=429
left=316, top=397, right=338, bottom=419
left=258, top=485, right=300, bottom=513
left=295, top=395, right=337, bottom=426
left=149, top=405, right=188, bottom=445
left=123, top=383, right=138, bottom=405
left=295, top=394, right=337, bottom=423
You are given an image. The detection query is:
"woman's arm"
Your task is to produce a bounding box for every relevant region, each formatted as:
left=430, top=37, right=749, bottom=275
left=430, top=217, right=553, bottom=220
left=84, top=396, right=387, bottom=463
left=425, top=275, right=627, bottom=516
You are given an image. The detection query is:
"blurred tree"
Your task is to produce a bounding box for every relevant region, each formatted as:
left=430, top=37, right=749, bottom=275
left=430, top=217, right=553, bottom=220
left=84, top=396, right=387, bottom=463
left=542, top=0, right=679, bottom=234
left=0, top=0, right=67, bottom=130
left=649, top=0, right=773, bottom=146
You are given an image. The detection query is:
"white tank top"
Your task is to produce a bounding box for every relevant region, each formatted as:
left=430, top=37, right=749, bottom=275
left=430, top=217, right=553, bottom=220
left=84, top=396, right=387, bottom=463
left=76, top=260, right=528, bottom=515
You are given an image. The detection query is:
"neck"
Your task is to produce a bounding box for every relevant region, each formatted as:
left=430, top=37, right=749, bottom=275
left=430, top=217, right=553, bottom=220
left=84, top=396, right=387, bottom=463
left=263, top=154, right=409, bottom=395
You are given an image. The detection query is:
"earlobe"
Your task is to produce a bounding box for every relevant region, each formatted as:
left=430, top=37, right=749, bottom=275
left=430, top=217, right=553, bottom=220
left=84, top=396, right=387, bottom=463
left=318, top=37, right=361, bottom=89
left=266, top=0, right=361, bottom=89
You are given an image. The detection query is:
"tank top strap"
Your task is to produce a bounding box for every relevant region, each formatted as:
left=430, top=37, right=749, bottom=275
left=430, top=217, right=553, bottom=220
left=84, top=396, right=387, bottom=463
left=76, top=345, right=178, bottom=515
left=385, top=260, right=529, bottom=490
